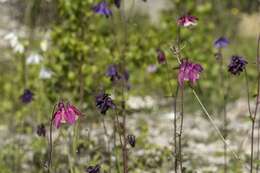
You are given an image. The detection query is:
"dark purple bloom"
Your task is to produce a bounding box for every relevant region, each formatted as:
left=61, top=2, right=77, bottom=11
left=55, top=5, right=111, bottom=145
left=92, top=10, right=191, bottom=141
left=20, top=89, right=34, bottom=103
left=92, top=1, right=112, bottom=17
left=86, top=165, right=100, bottom=173
left=228, top=55, right=247, bottom=75
left=156, top=48, right=166, bottom=64
left=114, top=0, right=121, bottom=8
left=178, top=59, right=203, bottom=87
left=177, top=15, right=198, bottom=27
left=214, top=37, right=229, bottom=48
left=36, top=123, right=46, bottom=137
left=96, top=93, right=115, bottom=114
left=127, top=134, right=136, bottom=147
left=107, top=65, right=120, bottom=81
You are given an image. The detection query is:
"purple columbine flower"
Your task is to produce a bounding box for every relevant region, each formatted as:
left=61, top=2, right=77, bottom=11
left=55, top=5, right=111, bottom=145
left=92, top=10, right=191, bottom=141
left=86, top=165, right=100, bottom=173
left=177, top=15, right=198, bottom=27
left=20, top=89, right=34, bottom=103
left=214, top=37, right=229, bottom=48
left=107, top=65, right=120, bottom=81
left=96, top=93, right=115, bottom=115
left=228, top=55, right=247, bottom=75
left=114, top=0, right=121, bottom=8
left=127, top=134, right=136, bottom=148
left=36, top=123, right=46, bottom=137
left=92, top=1, right=112, bottom=17
left=178, top=59, right=203, bottom=87
left=156, top=48, right=166, bottom=64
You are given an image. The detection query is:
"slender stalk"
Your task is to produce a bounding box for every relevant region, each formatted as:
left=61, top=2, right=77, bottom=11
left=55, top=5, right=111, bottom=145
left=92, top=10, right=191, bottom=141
left=178, top=87, right=184, bottom=172
left=174, top=85, right=179, bottom=172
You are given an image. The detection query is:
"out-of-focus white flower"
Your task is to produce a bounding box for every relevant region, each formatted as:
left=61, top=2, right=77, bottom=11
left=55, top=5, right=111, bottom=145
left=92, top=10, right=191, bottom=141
left=26, top=53, right=43, bottom=64
left=39, top=67, right=53, bottom=79
left=4, top=32, right=25, bottom=54
left=147, top=64, right=157, bottom=73
left=40, top=40, right=48, bottom=52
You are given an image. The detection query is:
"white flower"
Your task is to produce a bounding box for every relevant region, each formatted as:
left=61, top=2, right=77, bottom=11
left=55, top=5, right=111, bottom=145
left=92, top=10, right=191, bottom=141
left=39, top=67, right=53, bottom=79
left=4, top=32, right=25, bottom=54
left=26, top=53, right=43, bottom=64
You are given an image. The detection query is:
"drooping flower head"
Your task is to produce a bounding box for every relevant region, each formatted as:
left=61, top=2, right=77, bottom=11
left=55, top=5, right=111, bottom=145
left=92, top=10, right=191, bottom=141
left=96, top=92, right=115, bottom=115
left=20, top=89, right=34, bottom=103
left=127, top=134, right=136, bottom=148
left=86, top=165, right=100, bottom=173
left=107, top=64, right=121, bottom=81
left=177, top=15, right=198, bottom=27
left=214, top=37, right=229, bottom=49
left=114, top=0, right=121, bottom=8
left=92, top=1, right=112, bottom=17
left=228, top=55, right=247, bottom=75
left=53, top=101, right=81, bottom=128
left=156, top=48, right=166, bottom=64
left=178, top=59, right=203, bottom=87
left=36, top=123, right=46, bottom=137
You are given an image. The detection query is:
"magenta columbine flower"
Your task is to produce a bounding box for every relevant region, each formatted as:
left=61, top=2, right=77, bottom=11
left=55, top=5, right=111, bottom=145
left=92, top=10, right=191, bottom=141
left=86, top=165, right=100, bottom=173
left=156, top=48, right=166, bottom=64
left=228, top=55, right=247, bottom=75
left=178, top=59, right=203, bottom=87
left=177, top=15, right=198, bottom=27
left=92, top=1, right=112, bottom=17
left=96, top=92, right=115, bottom=115
left=37, top=123, right=46, bottom=137
left=20, top=89, right=34, bottom=103
left=214, top=37, right=229, bottom=48
left=53, top=102, right=81, bottom=128
left=114, top=0, right=120, bottom=8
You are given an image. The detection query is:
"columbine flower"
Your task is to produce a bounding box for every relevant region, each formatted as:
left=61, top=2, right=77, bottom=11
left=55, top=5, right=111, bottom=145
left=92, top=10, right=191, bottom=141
left=178, top=59, right=203, bottom=87
left=177, top=15, right=198, bottom=27
left=96, top=93, right=115, bottom=115
left=86, top=165, right=100, bottom=173
left=127, top=134, right=136, bottom=147
left=36, top=123, right=46, bottom=137
left=39, top=67, right=53, bottom=79
left=20, top=89, right=34, bottom=103
left=114, top=0, right=120, bottom=8
left=53, top=102, right=81, bottom=128
left=214, top=37, right=229, bottom=48
left=156, top=48, right=166, bottom=64
left=93, top=1, right=112, bottom=17
left=228, top=55, right=247, bottom=75
left=26, top=53, right=43, bottom=64
left=107, top=65, right=120, bottom=81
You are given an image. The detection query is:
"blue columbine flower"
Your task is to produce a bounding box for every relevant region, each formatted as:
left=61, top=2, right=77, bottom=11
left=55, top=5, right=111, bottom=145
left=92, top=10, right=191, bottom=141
left=92, top=1, right=112, bottom=17
left=86, top=164, right=100, bottom=173
left=20, top=89, right=34, bottom=103
left=214, top=37, right=229, bottom=48
left=228, top=55, right=247, bottom=75
left=127, top=134, right=136, bottom=147
left=114, top=0, right=121, bottom=8
left=96, top=93, right=115, bottom=115
left=107, top=65, right=120, bottom=81
left=36, top=123, right=46, bottom=137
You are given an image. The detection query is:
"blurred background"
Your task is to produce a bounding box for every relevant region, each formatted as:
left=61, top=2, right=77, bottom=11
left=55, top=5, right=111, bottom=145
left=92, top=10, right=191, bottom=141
left=0, top=0, right=259, bottom=172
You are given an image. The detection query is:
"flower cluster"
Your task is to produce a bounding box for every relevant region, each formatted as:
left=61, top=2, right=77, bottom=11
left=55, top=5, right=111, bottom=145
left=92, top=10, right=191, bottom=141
left=228, top=55, right=247, bottom=75
left=178, top=59, right=203, bottom=87
left=96, top=93, right=116, bottom=115
left=53, top=102, right=81, bottom=128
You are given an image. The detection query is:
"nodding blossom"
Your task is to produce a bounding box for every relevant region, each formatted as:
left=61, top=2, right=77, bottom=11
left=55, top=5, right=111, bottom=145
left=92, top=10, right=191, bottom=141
left=178, top=59, right=203, bottom=87
left=177, top=15, right=198, bottom=27
left=127, top=134, right=136, bottom=148
left=53, top=102, right=81, bottom=128
left=20, top=89, right=34, bottom=103
left=36, top=123, right=46, bottom=137
left=96, top=92, right=115, bottom=115
left=92, top=1, right=112, bottom=17
left=86, top=165, right=100, bottom=173
left=107, top=65, right=121, bottom=81
left=228, top=55, right=247, bottom=75
left=114, top=0, right=120, bottom=8
left=156, top=48, right=166, bottom=64
left=214, top=37, right=229, bottom=49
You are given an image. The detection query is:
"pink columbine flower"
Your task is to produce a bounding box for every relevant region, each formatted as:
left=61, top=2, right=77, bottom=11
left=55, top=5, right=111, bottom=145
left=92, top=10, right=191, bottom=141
left=53, top=102, right=81, bottom=128
left=177, top=15, right=198, bottom=27
left=178, top=59, right=203, bottom=87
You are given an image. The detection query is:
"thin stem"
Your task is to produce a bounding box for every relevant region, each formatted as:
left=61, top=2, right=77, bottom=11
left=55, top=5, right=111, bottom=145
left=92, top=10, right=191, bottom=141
left=178, top=87, right=184, bottom=172
left=174, top=85, right=179, bottom=173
